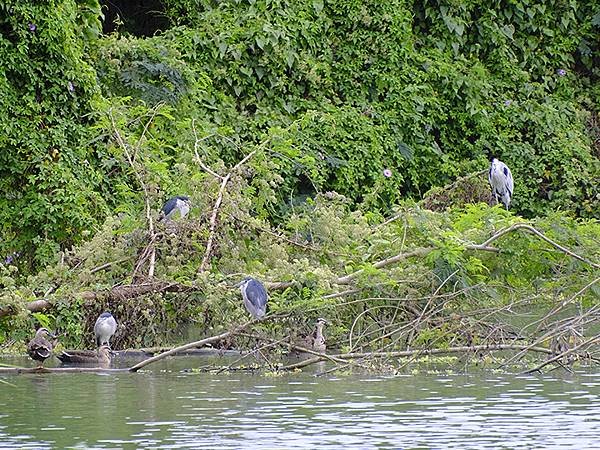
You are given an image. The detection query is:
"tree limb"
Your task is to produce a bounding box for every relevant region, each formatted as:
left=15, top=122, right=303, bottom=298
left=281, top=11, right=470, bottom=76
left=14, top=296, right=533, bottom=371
left=277, top=344, right=554, bottom=371
left=336, top=247, right=433, bottom=284
left=522, top=335, right=600, bottom=374
left=0, top=299, right=50, bottom=318
left=128, top=319, right=258, bottom=372
left=481, top=223, right=600, bottom=269
left=199, top=173, right=232, bottom=272
left=79, top=281, right=193, bottom=302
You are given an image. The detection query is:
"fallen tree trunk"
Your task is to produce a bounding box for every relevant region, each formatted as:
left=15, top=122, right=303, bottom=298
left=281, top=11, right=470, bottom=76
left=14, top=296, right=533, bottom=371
left=0, top=367, right=128, bottom=374
left=0, top=299, right=50, bottom=318
left=79, top=281, right=193, bottom=301
left=0, top=281, right=194, bottom=318
left=279, top=344, right=554, bottom=371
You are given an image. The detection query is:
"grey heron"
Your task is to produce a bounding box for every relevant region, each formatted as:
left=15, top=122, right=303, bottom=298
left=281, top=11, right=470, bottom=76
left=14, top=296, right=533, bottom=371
left=159, top=195, right=191, bottom=221
left=27, top=328, right=57, bottom=368
left=94, top=312, right=117, bottom=347
left=237, top=277, right=268, bottom=319
left=488, top=158, right=514, bottom=209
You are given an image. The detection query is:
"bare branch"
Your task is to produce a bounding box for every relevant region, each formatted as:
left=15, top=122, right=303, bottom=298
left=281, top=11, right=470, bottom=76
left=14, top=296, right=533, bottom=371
left=129, top=319, right=258, bottom=372
left=481, top=223, right=600, bottom=269
left=277, top=344, right=554, bottom=371
left=336, top=247, right=433, bottom=285
left=191, top=120, right=222, bottom=179
left=523, top=335, right=600, bottom=374
left=199, top=173, right=232, bottom=273
left=198, top=150, right=257, bottom=273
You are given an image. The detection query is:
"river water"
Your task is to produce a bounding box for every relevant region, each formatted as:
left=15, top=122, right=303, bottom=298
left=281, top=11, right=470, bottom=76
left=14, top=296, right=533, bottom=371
left=1, top=354, right=599, bottom=449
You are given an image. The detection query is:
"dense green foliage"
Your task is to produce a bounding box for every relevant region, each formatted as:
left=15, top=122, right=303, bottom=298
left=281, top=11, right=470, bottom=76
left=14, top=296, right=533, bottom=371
left=157, top=0, right=600, bottom=216
left=1, top=0, right=599, bottom=271
left=0, top=0, right=599, bottom=355
left=0, top=1, right=108, bottom=270
left=1, top=166, right=598, bottom=350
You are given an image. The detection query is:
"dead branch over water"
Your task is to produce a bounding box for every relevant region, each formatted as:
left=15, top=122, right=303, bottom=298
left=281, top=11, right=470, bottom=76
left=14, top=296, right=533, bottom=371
left=128, top=319, right=259, bottom=372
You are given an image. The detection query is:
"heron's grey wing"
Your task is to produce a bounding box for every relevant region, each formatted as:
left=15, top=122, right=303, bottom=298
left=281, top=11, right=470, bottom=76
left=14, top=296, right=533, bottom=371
left=161, top=197, right=178, bottom=216
left=503, top=165, right=514, bottom=196
left=245, top=280, right=268, bottom=309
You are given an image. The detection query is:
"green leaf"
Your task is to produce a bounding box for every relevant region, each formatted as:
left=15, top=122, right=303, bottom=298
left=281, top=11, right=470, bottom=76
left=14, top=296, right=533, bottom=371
left=32, top=312, right=52, bottom=328
left=397, top=142, right=414, bottom=161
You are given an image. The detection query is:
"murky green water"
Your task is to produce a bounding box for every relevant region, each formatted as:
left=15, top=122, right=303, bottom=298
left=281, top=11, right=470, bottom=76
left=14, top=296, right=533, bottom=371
left=1, top=354, right=600, bottom=449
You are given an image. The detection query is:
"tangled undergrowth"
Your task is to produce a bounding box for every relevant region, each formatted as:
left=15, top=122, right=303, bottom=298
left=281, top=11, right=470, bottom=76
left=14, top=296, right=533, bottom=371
left=0, top=120, right=598, bottom=373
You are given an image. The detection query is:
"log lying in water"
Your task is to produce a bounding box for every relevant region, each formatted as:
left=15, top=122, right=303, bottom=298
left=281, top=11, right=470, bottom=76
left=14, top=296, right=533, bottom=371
left=0, top=367, right=128, bottom=374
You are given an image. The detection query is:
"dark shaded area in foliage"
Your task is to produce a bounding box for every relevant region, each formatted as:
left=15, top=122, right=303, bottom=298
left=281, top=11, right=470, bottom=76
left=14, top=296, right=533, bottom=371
left=100, top=0, right=169, bottom=36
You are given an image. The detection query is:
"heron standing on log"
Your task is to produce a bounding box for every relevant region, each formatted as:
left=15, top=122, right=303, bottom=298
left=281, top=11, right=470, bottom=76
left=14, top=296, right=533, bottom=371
left=94, top=312, right=117, bottom=347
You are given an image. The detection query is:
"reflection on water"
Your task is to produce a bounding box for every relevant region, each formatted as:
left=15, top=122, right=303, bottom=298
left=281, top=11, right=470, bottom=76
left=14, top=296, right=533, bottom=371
left=1, top=355, right=600, bottom=449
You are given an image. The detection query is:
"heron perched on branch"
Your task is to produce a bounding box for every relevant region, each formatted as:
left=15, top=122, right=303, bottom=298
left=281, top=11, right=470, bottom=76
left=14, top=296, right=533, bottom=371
left=237, top=277, right=268, bottom=319
left=488, top=158, right=514, bottom=209
left=159, top=195, right=191, bottom=221
left=27, top=328, right=57, bottom=368
left=94, top=312, right=117, bottom=347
